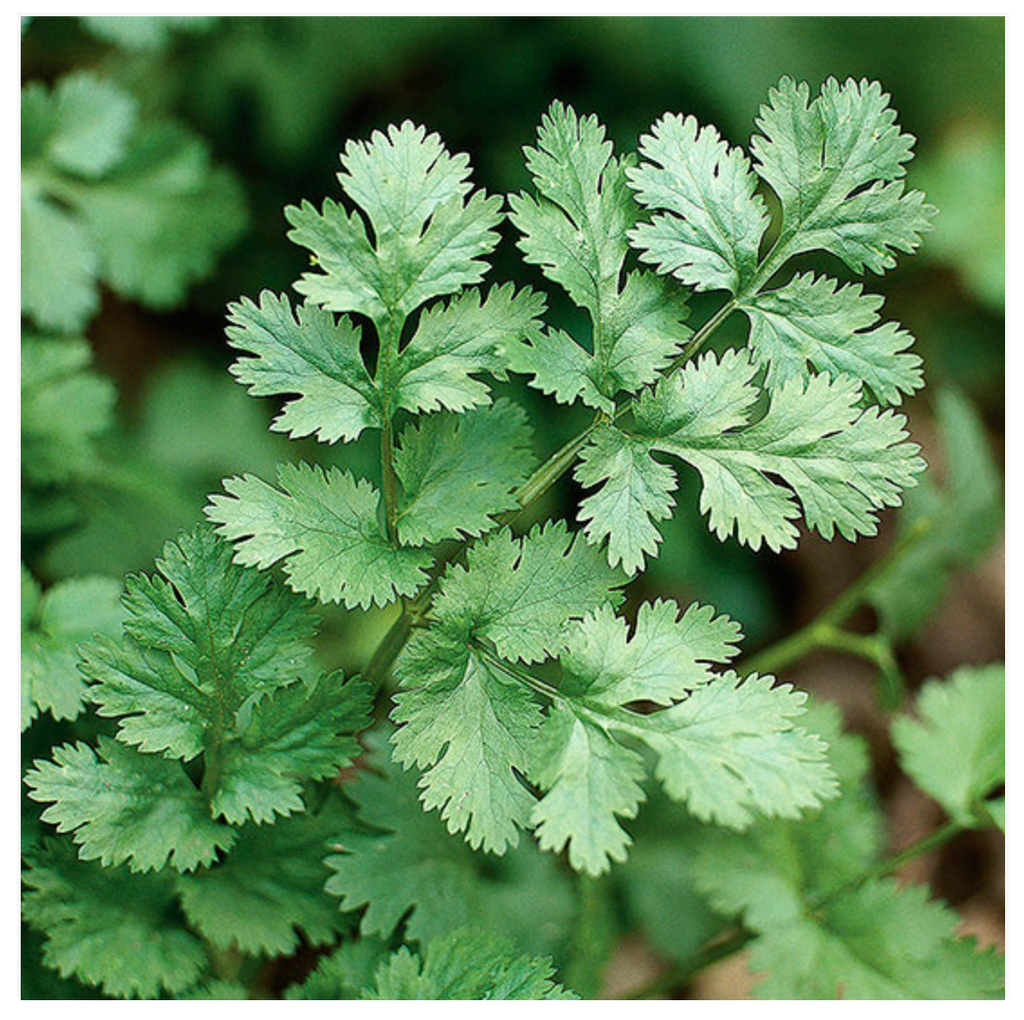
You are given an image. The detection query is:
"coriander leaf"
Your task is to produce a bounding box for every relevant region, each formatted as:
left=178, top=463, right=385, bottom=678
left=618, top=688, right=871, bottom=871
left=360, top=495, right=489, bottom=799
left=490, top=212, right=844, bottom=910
left=628, top=111, right=768, bottom=294
left=364, top=930, right=577, bottom=1000
left=22, top=840, right=207, bottom=1000
left=892, top=664, right=1005, bottom=824
left=176, top=795, right=349, bottom=955
left=21, top=568, right=123, bottom=730
left=868, top=388, right=1003, bottom=639
left=388, top=282, right=545, bottom=415
left=206, top=462, right=432, bottom=608
left=82, top=16, right=217, bottom=51
left=751, top=76, right=935, bottom=276
left=738, top=272, right=923, bottom=404
left=24, top=737, right=235, bottom=873
left=394, top=399, right=535, bottom=545
left=509, top=102, right=690, bottom=409
left=392, top=630, right=543, bottom=853
left=325, top=739, right=574, bottom=952
left=428, top=520, right=624, bottom=664
left=180, top=981, right=249, bottom=1000
left=225, top=290, right=380, bottom=443
left=21, top=335, right=116, bottom=488
left=529, top=606, right=830, bottom=874
left=612, top=349, right=922, bottom=553
left=82, top=527, right=371, bottom=824
left=289, top=121, right=503, bottom=324
left=575, top=425, right=677, bottom=574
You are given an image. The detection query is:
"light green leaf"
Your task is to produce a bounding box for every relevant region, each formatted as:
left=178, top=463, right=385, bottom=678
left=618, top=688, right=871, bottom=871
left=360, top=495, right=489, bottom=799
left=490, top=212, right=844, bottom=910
left=24, top=737, right=235, bottom=873
left=628, top=111, right=768, bottom=294
left=751, top=76, right=935, bottom=275
left=22, top=840, right=207, bottom=1000
left=509, top=102, right=690, bottom=409
left=428, top=520, right=624, bottom=664
left=738, top=272, right=923, bottom=404
left=206, top=462, right=433, bottom=608
left=226, top=290, right=380, bottom=443
left=892, top=664, right=1005, bottom=824
left=364, top=931, right=578, bottom=1000
left=394, top=399, right=535, bottom=545
left=82, top=16, right=218, bottom=51
left=289, top=121, right=503, bottom=324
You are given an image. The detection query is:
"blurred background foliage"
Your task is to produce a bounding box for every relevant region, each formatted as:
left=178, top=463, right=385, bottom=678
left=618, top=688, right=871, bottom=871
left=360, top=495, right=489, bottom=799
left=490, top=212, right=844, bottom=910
left=21, top=16, right=1004, bottom=998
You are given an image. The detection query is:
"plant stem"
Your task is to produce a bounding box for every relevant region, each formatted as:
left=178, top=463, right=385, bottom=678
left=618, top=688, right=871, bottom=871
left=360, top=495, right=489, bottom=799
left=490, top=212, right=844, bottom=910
left=380, top=416, right=399, bottom=542
left=624, top=928, right=753, bottom=1000
left=742, top=516, right=933, bottom=677
left=664, top=298, right=737, bottom=375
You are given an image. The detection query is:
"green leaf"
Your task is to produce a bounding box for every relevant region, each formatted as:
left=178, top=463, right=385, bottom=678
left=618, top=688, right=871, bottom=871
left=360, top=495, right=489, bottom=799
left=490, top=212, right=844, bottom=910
left=575, top=425, right=677, bottom=574
left=206, top=462, right=433, bottom=609
left=628, top=111, right=768, bottom=294
left=179, top=981, right=249, bottom=1000
left=82, top=16, right=218, bottom=51
left=22, top=840, right=207, bottom=1000
left=21, top=567, right=123, bottom=730
left=530, top=605, right=832, bottom=874
left=21, top=335, right=116, bottom=488
left=428, top=521, right=624, bottom=664
left=394, top=399, right=535, bottom=545
left=24, top=737, right=235, bottom=873
left=285, top=938, right=390, bottom=999
left=288, top=121, right=503, bottom=324
left=738, top=272, right=922, bottom=404
left=225, top=290, right=380, bottom=444
left=892, top=664, right=1005, bottom=824
left=81, top=527, right=371, bottom=824
left=582, top=349, right=924, bottom=559
left=325, top=740, right=574, bottom=952
left=751, top=76, right=935, bottom=275
left=388, top=282, right=545, bottom=416
left=364, top=931, right=577, bottom=1000
left=868, top=388, right=1003, bottom=638
left=176, top=795, right=349, bottom=955
left=509, top=102, right=690, bottom=409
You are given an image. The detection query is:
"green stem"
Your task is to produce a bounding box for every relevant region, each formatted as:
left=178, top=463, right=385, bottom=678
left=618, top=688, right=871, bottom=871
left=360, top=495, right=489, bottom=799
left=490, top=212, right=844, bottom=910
left=663, top=298, right=738, bottom=376
left=380, top=416, right=399, bottom=543
left=624, top=929, right=753, bottom=1000
left=742, top=516, right=933, bottom=677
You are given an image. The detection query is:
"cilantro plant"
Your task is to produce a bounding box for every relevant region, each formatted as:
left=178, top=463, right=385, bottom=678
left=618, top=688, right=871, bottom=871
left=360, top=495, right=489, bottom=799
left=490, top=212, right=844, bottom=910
left=22, top=77, right=1005, bottom=999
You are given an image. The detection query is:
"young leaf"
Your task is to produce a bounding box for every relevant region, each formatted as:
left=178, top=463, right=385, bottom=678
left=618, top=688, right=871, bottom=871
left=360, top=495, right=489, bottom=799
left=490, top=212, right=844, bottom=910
left=206, top=462, right=433, bottom=608
left=24, top=737, right=235, bottom=873
left=394, top=399, right=536, bottom=546
left=628, top=111, right=768, bottom=294
left=176, top=795, right=349, bottom=955
left=364, top=930, right=577, bottom=1000
left=738, top=272, right=923, bottom=404
left=285, top=938, right=390, bottom=999
left=81, top=527, right=371, bottom=823
left=751, top=76, right=935, bottom=276
left=22, top=841, right=207, bottom=1000
left=892, top=664, right=1005, bottom=825
left=510, top=102, right=690, bottom=410
left=21, top=568, right=124, bottom=730
left=288, top=121, right=503, bottom=324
